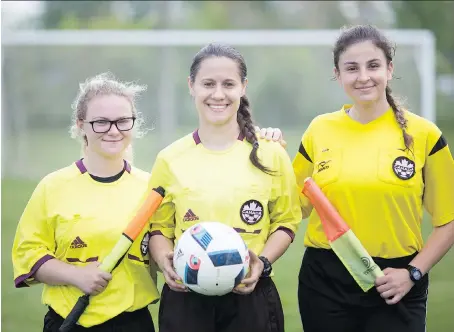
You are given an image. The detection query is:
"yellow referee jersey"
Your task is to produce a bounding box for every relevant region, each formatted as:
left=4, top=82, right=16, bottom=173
left=293, top=105, right=454, bottom=258
left=12, top=160, right=160, bottom=327
left=148, top=131, right=302, bottom=255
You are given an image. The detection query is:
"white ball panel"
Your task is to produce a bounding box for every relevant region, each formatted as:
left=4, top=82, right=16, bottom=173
left=173, top=221, right=250, bottom=296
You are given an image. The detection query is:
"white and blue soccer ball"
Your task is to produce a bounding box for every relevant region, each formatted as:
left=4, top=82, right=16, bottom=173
left=173, top=221, right=250, bottom=296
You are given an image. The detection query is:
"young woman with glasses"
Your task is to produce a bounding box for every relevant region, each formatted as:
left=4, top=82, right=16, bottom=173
left=11, top=72, right=160, bottom=332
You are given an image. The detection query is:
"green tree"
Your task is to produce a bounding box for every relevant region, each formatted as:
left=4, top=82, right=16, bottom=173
left=41, top=1, right=113, bottom=28
left=392, top=1, right=454, bottom=73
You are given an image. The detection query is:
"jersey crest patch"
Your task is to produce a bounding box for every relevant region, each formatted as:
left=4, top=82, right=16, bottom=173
left=240, top=200, right=264, bottom=225
left=141, top=232, right=150, bottom=256
left=392, top=156, right=415, bottom=180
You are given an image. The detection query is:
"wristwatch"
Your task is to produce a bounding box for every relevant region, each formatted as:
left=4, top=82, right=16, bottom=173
left=258, top=256, right=272, bottom=278
left=407, top=265, right=423, bottom=284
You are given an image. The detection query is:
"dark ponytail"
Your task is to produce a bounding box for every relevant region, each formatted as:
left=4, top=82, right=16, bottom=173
left=190, top=42, right=274, bottom=175
left=237, top=96, right=274, bottom=175
left=385, top=86, right=414, bottom=153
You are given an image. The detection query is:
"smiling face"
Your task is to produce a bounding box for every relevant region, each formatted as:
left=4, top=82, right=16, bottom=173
left=79, top=94, right=134, bottom=159
left=335, top=40, right=393, bottom=106
left=188, top=56, right=247, bottom=128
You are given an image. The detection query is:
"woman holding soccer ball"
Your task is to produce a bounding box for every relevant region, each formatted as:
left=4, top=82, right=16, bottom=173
left=148, top=43, right=302, bottom=332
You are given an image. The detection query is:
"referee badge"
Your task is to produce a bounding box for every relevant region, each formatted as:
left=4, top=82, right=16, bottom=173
left=392, top=156, right=415, bottom=180
left=240, top=200, right=264, bottom=225
left=141, top=232, right=150, bottom=256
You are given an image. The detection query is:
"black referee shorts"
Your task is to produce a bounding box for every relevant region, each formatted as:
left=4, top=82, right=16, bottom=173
left=158, top=277, right=284, bottom=332
left=43, top=306, right=155, bottom=332
left=298, top=247, right=429, bottom=332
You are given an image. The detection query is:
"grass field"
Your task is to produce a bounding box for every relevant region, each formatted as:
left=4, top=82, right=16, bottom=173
left=2, top=126, right=454, bottom=331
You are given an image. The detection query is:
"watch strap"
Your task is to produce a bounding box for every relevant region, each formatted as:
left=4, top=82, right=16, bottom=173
left=258, top=255, right=272, bottom=278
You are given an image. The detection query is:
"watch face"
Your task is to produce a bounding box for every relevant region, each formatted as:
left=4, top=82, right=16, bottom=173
left=411, top=269, right=422, bottom=280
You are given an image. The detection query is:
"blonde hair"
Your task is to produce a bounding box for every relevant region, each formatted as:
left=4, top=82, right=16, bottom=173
left=69, top=72, right=148, bottom=163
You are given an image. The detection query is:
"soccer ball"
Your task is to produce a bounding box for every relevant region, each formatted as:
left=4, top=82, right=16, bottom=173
left=173, top=221, right=250, bottom=296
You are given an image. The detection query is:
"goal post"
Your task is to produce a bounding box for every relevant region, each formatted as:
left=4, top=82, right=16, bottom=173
left=2, top=29, right=437, bottom=123
left=1, top=29, right=436, bottom=179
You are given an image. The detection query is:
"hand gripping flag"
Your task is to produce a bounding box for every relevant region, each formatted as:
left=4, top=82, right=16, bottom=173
left=59, top=187, right=165, bottom=332
left=302, top=178, right=411, bottom=322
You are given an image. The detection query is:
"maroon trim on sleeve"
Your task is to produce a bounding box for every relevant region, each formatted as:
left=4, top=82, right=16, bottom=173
left=14, top=254, right=54, bottom=288
left=273, top=226, right=295, bottom=242
left=150, top=230, right=164, bottom=237
left=149, top=230, right=175, bottom=241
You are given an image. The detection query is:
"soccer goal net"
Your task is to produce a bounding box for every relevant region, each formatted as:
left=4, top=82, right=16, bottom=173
left=2, top=29, right=435, bottom=179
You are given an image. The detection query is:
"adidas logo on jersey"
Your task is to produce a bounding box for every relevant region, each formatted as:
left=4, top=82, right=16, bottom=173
left=183, top=209, right=199, bottom=222
left=70, top=236, right=87, bottom=249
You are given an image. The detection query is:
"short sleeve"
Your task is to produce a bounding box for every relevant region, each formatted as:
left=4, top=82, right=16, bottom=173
left=268, top=145, right=303, bottom=242
left=12, top=180, right=56, bottom=288
left=292, top=123, right=315, bottom=219
left=148, top=154, right=176, bottom=239
left=423, top=124, right=454, bottom=227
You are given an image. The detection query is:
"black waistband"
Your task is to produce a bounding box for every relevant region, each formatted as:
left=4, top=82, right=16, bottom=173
left=299, top=247, right=428, bottom=307
left=48, top=306, right=149, bottom=327
left=305, top=247, right=419, bottom=269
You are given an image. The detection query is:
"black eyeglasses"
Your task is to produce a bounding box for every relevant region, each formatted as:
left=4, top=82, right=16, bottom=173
left=84, top=117, right=136, bottom=133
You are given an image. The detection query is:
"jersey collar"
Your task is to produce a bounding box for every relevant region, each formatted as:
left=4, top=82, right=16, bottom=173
left=192, top=129, right=245, bottom=145
left=75, top=159, right=131, bottom=174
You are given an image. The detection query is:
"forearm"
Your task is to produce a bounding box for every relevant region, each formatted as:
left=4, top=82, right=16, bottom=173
left=34, top=258, right=78, bottom=286
left=259, top=230, right=292, bottom=264
left=149, top=234, right=174, bottom=267
left=410, top=220, right=454, bottom=275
